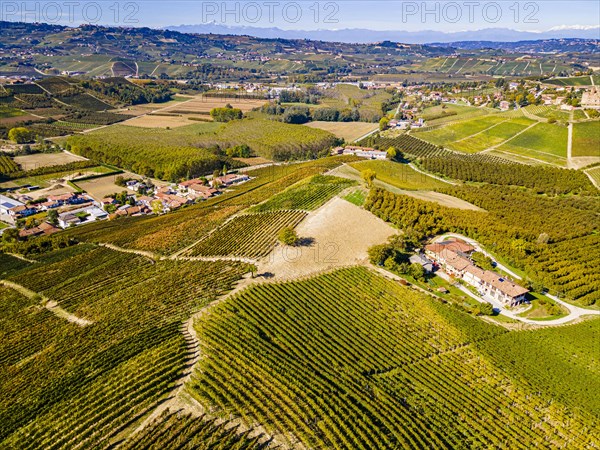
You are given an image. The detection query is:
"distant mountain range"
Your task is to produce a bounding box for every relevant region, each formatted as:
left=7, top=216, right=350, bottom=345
left=166, top=24, right=600, bottom=45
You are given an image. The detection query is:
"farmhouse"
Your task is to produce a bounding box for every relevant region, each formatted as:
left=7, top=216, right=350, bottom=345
left=0, top=194, right=24, bottom=216
left=342, top=146, right=387, bottom=160
left=425, top=238, right=528, bottom=306
left=582, top=87, right=600, bottom=109
left=211, top=173, right=250, bottom=188
left=58, top=206, right=108, bottom=229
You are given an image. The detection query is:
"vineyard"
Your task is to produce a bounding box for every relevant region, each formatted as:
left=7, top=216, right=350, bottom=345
left=364, top=186, right=600, bottom=306
left=64, top=158, right=355, bottom=254
left=0, top=156, right=19, bottom=176
left=183, top=210, right=307, bottom=258
left=119, top=410, right=270, bottom=449
left=0, top=244, right=250, bottom=448
left=191, top=267, right=599, bottom=449
left=359, top=133, right=596, bottom=195
left=250, top=175, right=355, bottom=212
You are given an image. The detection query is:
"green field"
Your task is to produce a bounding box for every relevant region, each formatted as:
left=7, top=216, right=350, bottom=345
left=572, top=121, right=600, bottom=157
left=497, top=122, right=568, bottom=165
left=182, top=210, right=307, bottom=258
left=350, top=160, right=447, bottom=190
left=343, top=188, right=367, bottom=206
left=450, top=117, right=536, bottom=153
left=420, top=103, right=492, bottom=125
left=0, top=246, right=250, bottom=449
left=67, top=119, right=338, bottom=180
left=415, top=115, right=506, bottom=148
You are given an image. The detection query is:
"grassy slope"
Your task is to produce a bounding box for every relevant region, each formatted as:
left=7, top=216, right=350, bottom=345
left=350, top=159, right=447, bottom=190
left=572, top=121, right=600, bottom=157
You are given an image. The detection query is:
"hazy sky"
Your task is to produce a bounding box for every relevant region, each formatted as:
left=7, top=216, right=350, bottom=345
left=3, top=1, right=600, bottom=31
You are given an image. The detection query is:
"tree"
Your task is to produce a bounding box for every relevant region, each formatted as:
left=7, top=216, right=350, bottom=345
left=386, top=146, right=397, bottom=160
left=115, top=175, right=126, bottom=187
left=8, top=127, right=34, bottom=144
left=222, top=165, right=228, bottom=176
left=210, top=107, right=243, bottom=122
left=151, top=199, right=164, bottom=214
left=480, top=302, right=494, bottom=315
left=361, top=169, right=376, bottom=188
left=278, top=227, right=299, bottom=246
left=368, top=244, right=394, bottom=266
left=46, top=209, right=58, bottom=226
left=379, top=116, right=389, bottom=131
left=2, top=227, right=19, bottom=243
left=409, top=263, right=426, bottom=281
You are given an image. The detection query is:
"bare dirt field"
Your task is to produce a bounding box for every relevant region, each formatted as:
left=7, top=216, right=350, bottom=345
left=304, top=121, right=378, bottom=142
left=161, top=95, right=267, bottom=114
left=14, top=151, right=88, bottom=171
left=121, top=114, right=209, bottom=128
left=256, top=196, right=397, bottom=280
left=76, top=171, right=169, bottom=201
left=571, top=156, right=600, bottom=170
left=76, top=174, right=131, bottom=200
left=234, top=156, right=273, bottom=166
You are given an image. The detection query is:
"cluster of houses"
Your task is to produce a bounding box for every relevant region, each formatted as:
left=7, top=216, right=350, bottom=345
left=101, top=173, right=250, bottom=219
left=0, top=172, right=252, bottom=237
left=388, top=118, right=426, bottom=130
left=331, top=146, right=389, bottom=160
left=0, top=193, right=93, bottom=224
left=422, top=238, right=529, bottom=307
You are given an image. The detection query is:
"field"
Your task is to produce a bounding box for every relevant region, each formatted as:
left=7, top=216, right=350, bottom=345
left=13, top=151, right=88, bottom=171
left=183, top=210, right=307, bottom=258
left=497, top=122, right=568, bottom=165
left=0, top=155, right=19, bottom=175
left=191, top=266, right=598, bottom=449
left=67, top=119, right=337, bottom=179
left=122, top=113, right=209, bottom=128
left=350, top=160, right=448, bottom=190
left=572, top=121, right=600, bottom=157
left=64, top=158, right=355, bottom=255
left=0, top=107, right=25, bottom=119
left=159, top=95, right=266, bottom=115
left=420, top=103, right=493, bottom=125
left=415, top=115, right=509, bottom=149
left=0, top=246, right=250, bottom=449
left=449, top=117, right=536, bottom=153
left=586, top=166, right=600, bottom=188
left=304, top=121, right=378, bottom=142
left=250, top=175, right=356, bottom=212
left=257, top=196, right=397, bottom=280
left=75, top=173, right=135, bottom=200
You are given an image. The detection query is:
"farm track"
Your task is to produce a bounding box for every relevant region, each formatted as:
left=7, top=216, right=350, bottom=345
left=0, top=279, right=92, bottom=326
left=567, top=122, right=573, bottom=169
left=99, top=242, right=258, bottom=265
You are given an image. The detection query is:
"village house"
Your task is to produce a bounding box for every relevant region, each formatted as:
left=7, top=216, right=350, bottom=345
left=424, top=238, right=528, bottom=307
left=210, top=173, right=250, bottom=188
left=342, top=146, right=388, bottom=160
left=499, top=100, right=510, bottom=111
left=58, top=206, right=108, bottom=229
